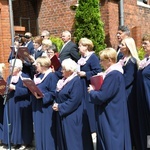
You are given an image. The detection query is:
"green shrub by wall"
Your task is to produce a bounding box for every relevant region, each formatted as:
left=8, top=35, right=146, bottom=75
left=138, top=47, right=145, bottom=60
left=74, top=0, right=106, bottom=55
left=50, top=36, right=63, bottom=52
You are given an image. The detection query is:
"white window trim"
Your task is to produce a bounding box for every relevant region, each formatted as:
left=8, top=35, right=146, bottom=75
left=137, top=1, right=150, bottom=8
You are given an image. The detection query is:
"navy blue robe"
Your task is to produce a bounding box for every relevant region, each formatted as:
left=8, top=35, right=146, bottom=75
left=55, top=76, right=93, bottom=150
left=116, top=46, right=124, bottom=62
left=123, top=57, right=141, bottom=149
left=89, top=70, right=132, bottom=150
left=31, top=72, right=59, bottom=150
left=2, top=73, right=33, bottom=145
left=80, top=53, right=101, bottom=133
left=137, top=65, right=150, bottom=150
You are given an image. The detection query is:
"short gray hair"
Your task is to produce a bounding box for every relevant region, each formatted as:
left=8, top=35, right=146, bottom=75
left=62, top=31, right=71, bottom=38
left=41, top=30, right=50, bottom=37
left=118, top=25, right=130, bottom=36
left=9, top=59, right=23, bottom=70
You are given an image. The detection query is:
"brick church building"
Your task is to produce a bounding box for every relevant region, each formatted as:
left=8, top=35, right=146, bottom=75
left=0, top=0, right=150, bottom=78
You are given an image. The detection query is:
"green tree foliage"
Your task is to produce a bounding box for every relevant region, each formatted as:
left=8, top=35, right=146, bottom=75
left=74, top=0, right=106, bottom=55
left=50, top=36, right=63, bottom=52
left=138, top=47, right=145, bottom=60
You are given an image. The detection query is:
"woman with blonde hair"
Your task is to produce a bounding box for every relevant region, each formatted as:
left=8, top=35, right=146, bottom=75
left=77, top=38, right=101, bottom=141
left=31, top=56, right=59, bottom=150
left=137, top=34, right=150, bottom=150
left=41, top=39, right=52, bottom=57
left=88, top=48, right=131, bottom=150
left=119, top=37, right=141, bottom=150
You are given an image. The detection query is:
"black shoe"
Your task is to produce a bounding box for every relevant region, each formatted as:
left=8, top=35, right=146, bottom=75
left=11, top=144, right=21, bottom=149
left=0, top=140, right=3, bottom=146
left=19, top=144, right=33, bottom=150
left=2, top=144, right=8, bottom=149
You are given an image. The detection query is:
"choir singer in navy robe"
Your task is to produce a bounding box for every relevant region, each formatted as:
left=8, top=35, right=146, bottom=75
left=2, top=59, right=33, bottom=149
left=88, top=48, right=132, bottom=150
left=53, top=58, right=93, bottom=150
left=31, top=56, right=59, bottom=150
left=137, top=34, right=150, bottom=150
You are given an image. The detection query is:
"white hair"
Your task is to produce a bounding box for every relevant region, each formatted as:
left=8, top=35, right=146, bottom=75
left=42, top=39, right=52, bottom=46
left=0, top=63, right=5, bottom=77
left=9, top=59, right=23, bottom=70
left=62, top=31, right=71, bottom=38
left=41, top=30, right=50, bottom=37
left=25, top=32, right=32, bottom=37
left=62, top=58, right=77, bottom=72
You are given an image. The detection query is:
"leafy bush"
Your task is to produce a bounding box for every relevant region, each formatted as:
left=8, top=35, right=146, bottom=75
left=74, top=0, right=106, bottom=55
left=138, top=47, right=145, bottom=60
left=50, top=36, right=63, bottom=52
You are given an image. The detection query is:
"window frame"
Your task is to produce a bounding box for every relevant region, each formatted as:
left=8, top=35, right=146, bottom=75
left=137, top=0, right=150, bottom=8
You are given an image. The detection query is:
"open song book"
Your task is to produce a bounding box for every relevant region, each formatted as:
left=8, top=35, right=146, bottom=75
left=50, top=55, right=61, bottom=71
left=17, top=47, right=34, bottom=63
left=22, top=78, right=43, bottom=98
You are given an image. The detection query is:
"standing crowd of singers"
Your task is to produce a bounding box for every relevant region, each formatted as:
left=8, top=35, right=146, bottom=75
left=0, top=28, right=149, bottom=150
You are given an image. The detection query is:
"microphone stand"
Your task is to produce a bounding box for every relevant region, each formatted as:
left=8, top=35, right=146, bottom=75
left=3, top=47, right=19, bottom=150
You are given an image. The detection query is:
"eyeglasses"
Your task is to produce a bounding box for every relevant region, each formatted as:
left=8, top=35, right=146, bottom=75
left=24, top=35, right=31, bottom=39
left=100, top=59, right=105, bottom=62
left=47, top=52, right=53, bottom=54
left=47, top=51, right=54, bottom=54
left=100, top=58, right=110, bottom=62
left=41, top=36, right=45, bottom=38
left=142, top=42, right=150, bottom=46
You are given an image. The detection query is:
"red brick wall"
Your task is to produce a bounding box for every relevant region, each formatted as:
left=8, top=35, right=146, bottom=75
left=0, top=0, right=11, bottom=79
left=12, top=0, right=77, bottom=37
left=101, top=0, right=119, bottom=49
left=101, top=0, right=150, bottom=49
left=136, top=5, right=150, bottom=36
left=1, top=0, right=150, bottom=79
left=11, top=0, right=150, bottom=49
left=124, top=0, right=150, bottom=48
left=12, top=0, right=37, bottom=35
left=131, top=26, right=142, bottom=48
left=37, top=0, right=77, bottom=37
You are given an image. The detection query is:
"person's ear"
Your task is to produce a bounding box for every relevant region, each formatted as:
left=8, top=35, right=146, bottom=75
left=108, top=58, right=112, bottom=62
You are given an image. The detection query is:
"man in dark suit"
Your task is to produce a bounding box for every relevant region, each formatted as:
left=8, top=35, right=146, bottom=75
left=24, top=32, right=34, bottom=55
left=116, top=25, right=130, bottom=61
left=59, top=31, right=80, bottom=62
left=23, top=32, right=35, bottom=78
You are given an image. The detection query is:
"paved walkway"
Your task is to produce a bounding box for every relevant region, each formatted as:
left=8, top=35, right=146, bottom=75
left=0, top=145, right=35, bottom=150
left=0, top=138, right=96, bottom=150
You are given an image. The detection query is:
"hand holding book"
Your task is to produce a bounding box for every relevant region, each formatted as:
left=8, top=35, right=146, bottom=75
left=90, top=74, right=103, bottom=91
left=34, top=92, right=43, bottom=99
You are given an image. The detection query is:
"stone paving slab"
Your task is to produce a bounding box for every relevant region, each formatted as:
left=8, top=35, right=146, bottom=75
left=0, top=138, right=96, bottom=150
